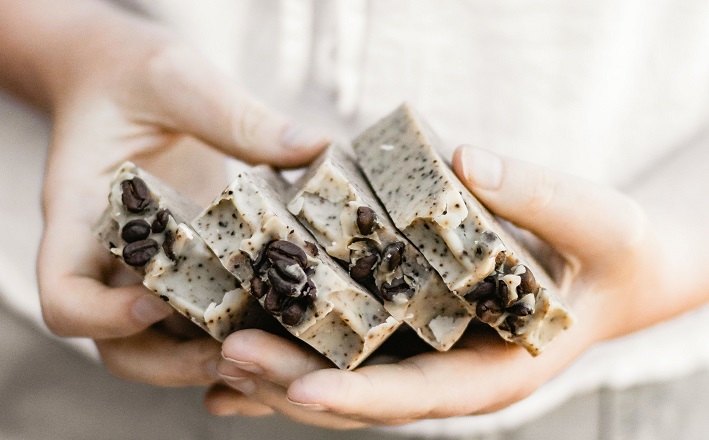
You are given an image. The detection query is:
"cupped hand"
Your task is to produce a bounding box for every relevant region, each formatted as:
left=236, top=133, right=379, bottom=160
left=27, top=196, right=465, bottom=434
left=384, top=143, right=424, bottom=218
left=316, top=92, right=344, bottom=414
left=37, top=9, right=327, bottom=389
left=208, top=145, right=689, bottom=428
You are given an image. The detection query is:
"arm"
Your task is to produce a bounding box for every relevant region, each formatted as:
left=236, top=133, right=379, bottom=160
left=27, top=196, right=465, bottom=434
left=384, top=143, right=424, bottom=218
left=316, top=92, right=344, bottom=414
left=0, top=0, right=327, bottom=394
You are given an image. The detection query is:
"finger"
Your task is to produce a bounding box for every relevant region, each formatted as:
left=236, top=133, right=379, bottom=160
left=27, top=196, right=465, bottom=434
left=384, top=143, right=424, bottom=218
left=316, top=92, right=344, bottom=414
left=286, top=328, right=588, bottom=421
left=95, top=328, right=221, bottom=387
left=218, top=329, right=332, bottom=387
left=38, top=223, right=173, bottom=338
left=146, top=45, right=329, bottom=167
left=451, top=145, right=648, bottom=262
left=203, top=384, right=274, bottom=417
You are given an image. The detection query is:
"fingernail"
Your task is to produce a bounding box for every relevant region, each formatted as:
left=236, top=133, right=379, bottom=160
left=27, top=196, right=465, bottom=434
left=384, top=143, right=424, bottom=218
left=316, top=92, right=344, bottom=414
left=221, top=352, right=264, bottom=375
left=460, top=146, right=503, bottom=190
left=216, top=358, right=252, bottom=379
left=132, top=294, right=172, bottom=325
left=223, top=377, right=256, bottom=395
left=281, top=125, right=330, bottom=149
left=287, top=397, right=328, bottom=412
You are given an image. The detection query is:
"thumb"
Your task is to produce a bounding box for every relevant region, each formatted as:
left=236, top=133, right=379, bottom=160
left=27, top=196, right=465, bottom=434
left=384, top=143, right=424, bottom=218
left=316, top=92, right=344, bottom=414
left=451, top=145, right=647, bottom=262
left=148, top=46, right=329, bottom=167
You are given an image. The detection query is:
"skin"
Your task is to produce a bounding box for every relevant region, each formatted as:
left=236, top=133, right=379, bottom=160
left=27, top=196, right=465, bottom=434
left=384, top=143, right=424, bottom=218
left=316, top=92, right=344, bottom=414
left=1, top=0, right=708, bottom=431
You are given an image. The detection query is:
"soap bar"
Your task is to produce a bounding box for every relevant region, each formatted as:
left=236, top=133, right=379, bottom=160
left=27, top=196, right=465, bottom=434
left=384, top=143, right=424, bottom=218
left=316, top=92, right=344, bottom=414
left=353, top=104, right=574, bottom=355
left=288, top=146, right=473, bottom=351
left=192, top=164, right=400, bottom=369
left=94, top=162, right=268, bottom=341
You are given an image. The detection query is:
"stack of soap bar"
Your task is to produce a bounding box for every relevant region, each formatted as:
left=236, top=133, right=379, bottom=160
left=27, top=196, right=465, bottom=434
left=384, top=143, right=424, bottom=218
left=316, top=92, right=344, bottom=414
left=94, top=162, right=268, bottom=341
left=353, top=104, right=575, bottom=355
left=288, top=146, right=473, bottom=351
left=192, top=164, right=400, bottom=369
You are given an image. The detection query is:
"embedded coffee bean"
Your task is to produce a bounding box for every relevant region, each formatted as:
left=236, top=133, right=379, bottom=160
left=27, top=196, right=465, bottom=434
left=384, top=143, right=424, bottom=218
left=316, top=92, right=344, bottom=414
left=498, top=279, right=517, bottom=307
left=380, top=277, right=414, bottom=302
left=162, top=230, right=177, bottom=261
left=251, top=242, right=272, bottom=272
left=302, top=279, right=317, bottom=304
left=495, top=251, right=506, bottom=268
left=268, top=267, right=300, bottom=297
left=304, top=241, right=319, bottom=256
left=464, top=276, right=496, bottom=303
left=349, top=254, right=378, bottom=281
left=263, top=287, right=281, bottom=315
left=356, top=206, right=377, bottom=235
left=121, top=177, right=152, bottom=213
left=121, top=219, right=151, bottom=243
left=502, top=315, right=525, bottom=335
left=267, top=240, right=307, bottom=268
left=519, top=267, right=540, bottom=294
left=250, top=276, right=266, bottom=299
left=151, top=209, right=171, bottom=233
left=273, top=259, right=307, bottom=284
left=281, top=300, right=306, bottom=326
left=381, top=242, right=405, bottom=271
left=123, top=239, right=159, bottom=267
left=508, top=301, right=534, bottom=316
left=475, top=296, right=503, bottom=323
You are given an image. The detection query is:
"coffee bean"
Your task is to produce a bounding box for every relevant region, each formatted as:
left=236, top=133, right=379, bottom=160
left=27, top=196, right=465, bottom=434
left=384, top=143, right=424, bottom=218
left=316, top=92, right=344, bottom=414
left=302, top=279, right=317, bottom=304
left=381, top=242, right=405, bottom=271
left=273, top=259, right=306, bottom=284
left=162, top=230, right=177, bottom=261
left=266, top=240, right=307, bottom=268
left=263, top=287, right=281, bottom=315
left=268, top=267, right=301, bottom=297
left=250, top=276, right=266, bottom=299
left=464, top=276, right=496, bottom=303
left=519, top=267, right=540, bottom=294
left=123, top=239, right=159, bottom=267
left=251, top=241, right=272, bottom=272
left=380, top=277, right=414, bottom=302
left=495, top=251, right=506, bottom=268
left=475, top=296, right=503, bottom=323
left=304, top=241, right=319, bottom=257
left=121, top=219, right=151, bottom=243
left=502, top=315, right=525, bottom=335
left=281, top=300, right=306, bottom=326
left=151, top=209, right=171, bottom=233
left=508, top=301, right=534, bottom=317
left=349, top=254, right=378, bottom=281
left=356, top=206, right=377, bottom=235
left=498, top=279, right=518, bottom=307
left=120, top=177, right=152, bottom=213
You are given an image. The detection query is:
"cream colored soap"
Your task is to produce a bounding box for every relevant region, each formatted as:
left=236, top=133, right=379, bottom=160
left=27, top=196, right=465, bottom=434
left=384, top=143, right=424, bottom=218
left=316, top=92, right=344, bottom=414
left=192, top=164, right=400, bottom=370
left=95, top=162, right=267, bottom=340
left=288, top=146, right=473, bottom=351
left=353, top=104, right=574, bottom=355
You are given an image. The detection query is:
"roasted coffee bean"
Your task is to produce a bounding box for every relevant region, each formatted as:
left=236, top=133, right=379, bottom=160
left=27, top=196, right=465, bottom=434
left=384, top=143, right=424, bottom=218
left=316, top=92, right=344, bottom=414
left=519, top=267, right=540, bottom=294
left=475, top=296, right=503, bottom=323
left=349, top=254, right=379, bottom=281
left=281, top=300, right=306, bottom=326
left=302, top=279, right=317, bottom=304
left=503, top=315, right=525, bottom=335
left=273, top=259, right=307, bottom=284
left=508, top=300, right=534, bottom=317
left=356, top=206, right=377, bottom=235
left=263, top=287, right=281, bottom=315
left=380, top=277, right=414, bottom=302
left=495, top=251, right=506, bottom=268
left=464, top=276, right=496, bottom=303
left=250, top=277, right=266, bottom=299
left=268, top=267, right=301, bottom=297
left=121, top=219, right=151, bottom=243
left=266, top=240, right=307, bottom=268
left=120, top=177, right=152, bottom=213
left=498, top=279, right=517, bottom=307
left=162, top=230, right=177, bottom=261
left=251, top=242, right=273, bottom=272
left=123, top=239, right=159, bottom=267
left=151, top=209, right=171, bottom=233
left=381, top=242, right=405, bottom=271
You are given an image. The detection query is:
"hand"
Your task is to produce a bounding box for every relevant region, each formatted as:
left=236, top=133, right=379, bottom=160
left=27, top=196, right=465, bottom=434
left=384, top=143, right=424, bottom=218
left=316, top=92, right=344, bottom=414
left=207, top=145, right=692, bottom=428
left=36, top=5, right=327, bottom=390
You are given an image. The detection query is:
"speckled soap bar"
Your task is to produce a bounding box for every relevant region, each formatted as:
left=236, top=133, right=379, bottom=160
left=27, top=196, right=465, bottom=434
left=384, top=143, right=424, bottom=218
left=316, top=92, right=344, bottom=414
left=353, top=104, right=574, bottom=355
left=288, top=146, right=473, bottom=351
left=192, top=164, right=400, bottom=369
left=94, top=162, right=268, bottom=340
